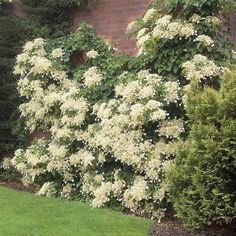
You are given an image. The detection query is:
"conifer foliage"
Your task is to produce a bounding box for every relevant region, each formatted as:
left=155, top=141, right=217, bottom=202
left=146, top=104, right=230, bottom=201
left=167, top=68, right=236, bottom=230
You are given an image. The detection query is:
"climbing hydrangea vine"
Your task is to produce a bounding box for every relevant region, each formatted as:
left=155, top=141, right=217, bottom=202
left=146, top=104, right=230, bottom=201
left=3, top=0, right=233, bottom=221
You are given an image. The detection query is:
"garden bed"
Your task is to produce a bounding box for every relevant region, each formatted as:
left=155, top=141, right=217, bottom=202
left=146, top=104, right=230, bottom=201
left=0, top=181, right=35, bottom=193
left=150, top=220, right=236, bottom=236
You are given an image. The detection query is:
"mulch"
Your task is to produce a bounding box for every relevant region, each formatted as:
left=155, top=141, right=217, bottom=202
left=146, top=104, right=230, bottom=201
left=150, top=220, right=236, bottom=236
left=0, top=181, right=36, bottom=193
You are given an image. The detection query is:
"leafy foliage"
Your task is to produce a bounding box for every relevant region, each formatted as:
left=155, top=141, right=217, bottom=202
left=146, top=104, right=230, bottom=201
left=20, top=0, right=86, bottom=37
left=1, top=0, right=235, bottom=226
left=6, top=21, right=187, bottom=220
left=0, top=0, right=86, bottom=157
left=0, top=14, right=42, bottom=156
left=167, top=68, right=236, bottom=230
left=132, top=1, right=232, bottom=83
left=152, top=0, right=236, bottom=16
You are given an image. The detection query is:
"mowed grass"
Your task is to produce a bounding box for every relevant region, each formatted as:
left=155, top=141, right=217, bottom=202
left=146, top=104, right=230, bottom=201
left=0, top=186, right=152, bottom=236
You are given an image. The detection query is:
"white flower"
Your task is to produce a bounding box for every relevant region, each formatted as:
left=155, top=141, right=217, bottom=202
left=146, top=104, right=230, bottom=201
left=1, top=158, right=12, bottom=169
left=16, top=53, right=29, bottom=63
left=126, top=21, right=136, bottom=34
left=232, top=50, right=236, bottom=60
left=92, top=182, right=112, bottom=208
left=182, top=54, right=222, bottom=81
left=130, top=103, right=145, bottom=124
left=159, top=119, right=184, bottom=138
left=195, top=35, right=214, bottom=47
left=34, top=38, right=45, bottom=47
left=146, top=100, right=162, bottom=110
left=30, top=56, right=52, bottom=74
left=150, top=109, right=167, bottom=121
left=36, top=182, right=56, bottom=197
left=153, top=15, right=195, bottom=39
left=123, top=176, right=149, bottom=209
left=83, top=66, right=103, bottom=87
left=16, top=163, right=27, bottom=172
left=136, top=34, right=150, bottom=48
left=51, top=48, right=64, bottom=58
left=23, top=41, right=34, bottom=52
left=189, top=14, right=201, bottom=23
left=86, top=50, right=99, bottom=59
left=164, top=81, right=180, bottom=103
left=143, top=8, right=156, bottom=23
left=137, top=28, right=147, bottom=39
left=138, top=86, right=154, bottom=99
left=205, top=16, right=221, bottom=25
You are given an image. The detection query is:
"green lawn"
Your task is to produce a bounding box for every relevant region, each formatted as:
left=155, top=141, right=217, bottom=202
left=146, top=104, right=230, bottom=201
left=0, top=186, right=152, bottom=236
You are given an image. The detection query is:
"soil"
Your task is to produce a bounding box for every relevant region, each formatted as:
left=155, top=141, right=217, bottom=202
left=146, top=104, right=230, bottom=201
left=0, top=181, right=36, bottom=193
left=150, top=220, right=236, bottom=236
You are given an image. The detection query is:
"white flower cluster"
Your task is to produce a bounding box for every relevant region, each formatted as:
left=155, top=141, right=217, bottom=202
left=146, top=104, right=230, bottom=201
left=143, top=8, right=156, bottom=23
left=86, top=50, right=99, bottom=59
left=15, top=38, right=67, bottom=80
left=80, top=70, right=183, bottom=214
left=10, top=37, right=184, bottom=220
left=11, top=140, right=50, bottom=184
left=232, top=50, right=236, bottom=60
left=182, top=54, right=222, bottom=81
left=36, top=182, right=57, bottom=197
left=133, top=11, right=220, bottom=56
left=153, top=15, right=195, bottom=39
left=195, top=35, right=214, bottom=47
left=136, top=14, right=197, bottom=55
left=8, top=5, right=224, bottom=221
left=189, top=14, right=221, bottom=26
left=14, top=38, right=90, bottom=131
left=83, top=66, right=103, bottom=87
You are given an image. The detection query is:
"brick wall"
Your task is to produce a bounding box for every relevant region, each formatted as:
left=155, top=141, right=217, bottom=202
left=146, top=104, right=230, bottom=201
left=9, top=0, right=236, bottom=53
left=73, top=1, right=236, bottom=54
left=73, top=0, right=152, bottom=55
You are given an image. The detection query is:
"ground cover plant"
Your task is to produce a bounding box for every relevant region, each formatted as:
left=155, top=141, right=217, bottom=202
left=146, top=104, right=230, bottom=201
left=0, top=186, right=152, bottom=236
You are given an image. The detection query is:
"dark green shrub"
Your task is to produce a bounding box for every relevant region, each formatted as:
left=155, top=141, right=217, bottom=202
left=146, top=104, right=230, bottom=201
left=20, top=0, right=86, bottom=38
left=0, top=0, right=82, bottom=156
left=0, top=15, right=41, bottom=156
left=167, top=68, right=236, bottom=230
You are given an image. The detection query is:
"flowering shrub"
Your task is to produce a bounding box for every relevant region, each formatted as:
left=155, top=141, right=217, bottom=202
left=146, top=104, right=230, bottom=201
left=3, top=0, right=234, bottom=223
left=128, top=1, right=232, bottom=83
left=2, top=21, right=186, bottom=220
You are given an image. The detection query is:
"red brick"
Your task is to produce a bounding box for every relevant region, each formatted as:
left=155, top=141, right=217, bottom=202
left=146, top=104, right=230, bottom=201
left=73, top=2, right=236, bottom=54
left=10, top=0, right=236, bottom=53
left=73, top=0, right=152, bottom=55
